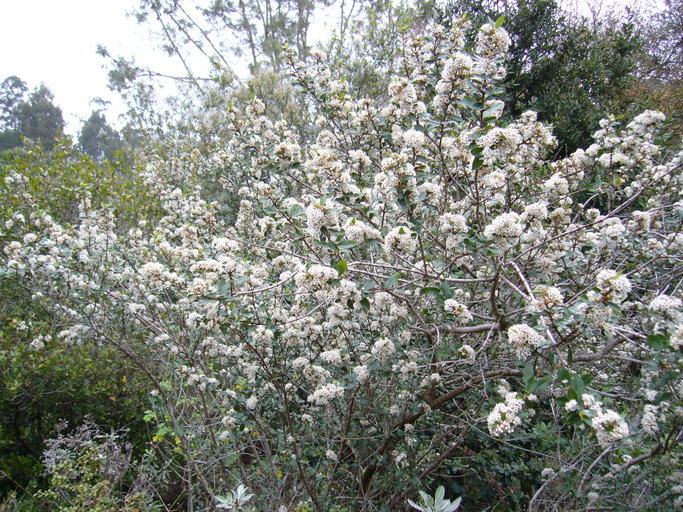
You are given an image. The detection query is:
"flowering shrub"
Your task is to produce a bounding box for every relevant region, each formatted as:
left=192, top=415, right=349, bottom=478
left=1, top=20, right=682, bottom=511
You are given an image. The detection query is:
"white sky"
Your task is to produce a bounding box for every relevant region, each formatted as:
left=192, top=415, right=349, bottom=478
left=0, top=0, right=661, bottom=137
left=0, top=0, right=184, bottom=135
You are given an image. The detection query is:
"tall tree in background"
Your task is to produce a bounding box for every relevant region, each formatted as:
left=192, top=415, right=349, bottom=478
left=0, top=79, right=65, bottom=151
left=14, top=85, right=65, bottom=151
left=203, top=0, right=330, bottom=71
left=99, top=0, right=365, bottom=138
left=626, top=0, right=682, bottom=132
left=0, top=77, right=28, bottom=129
left=0, top=76, right=28, bottom=151
left=78, top=110, right=124, bottom=162
left=101, top=0, right=338, bottom=95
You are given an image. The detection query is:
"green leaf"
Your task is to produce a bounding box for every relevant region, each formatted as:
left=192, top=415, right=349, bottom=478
left=336, top=260, right=348, bottom=275
left=459, top=97, right=477, bottom=109
left=407, top=500, right=426, bottom=512
left=385, top=273, right=401, bottom=288
left=646, top=334, right=669, bottom=350
left=440, top=281, right=453, bottom=299
left=420, top=286, right=441, bottom=296
left=581, top=374, right=594, bottom=386
left=557, top=367, right=571, bottom=383
left=337, top=240, right=357, bottom=250
left=360, top=297, right=371, bottom=311
left=494, top=15, right=505, bottom=29
left=536, top=375, right=553, bottom=391
left=570, top=375, right=585, bottom=395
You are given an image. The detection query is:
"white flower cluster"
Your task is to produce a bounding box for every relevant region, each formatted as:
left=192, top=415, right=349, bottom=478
left=507, top=324, right=545, bottom=357
left=295, top=265, right=338, bottom=296
left=434, top=53, right=473, bottom=108
left=543, top=173, right=569, bottom=198
left=627, top=110, right=666, bottom=135
left=531, top=286, right=564, bottom=312
left=440, top=213, right=468, bottom=234
left=592, top=269, right=632, bottom=303
left=306, top=202, right=339, bottom=238
left=520, top=201, right=548, bottom=225
left=475, top=23, right=512, bottom=59
left=353, top=364, right=370, bottom=384
left=444, top=299, right=473, bottom=323
left=383, top=226, right=417, bottom=257
left=671, top=326, right=683, bottom=351
left=487, top=392, right=525, bottom=437
left=446, top=53, right=475, bottom=82
left=307, top=382, right=345, bottom=406
left=344, top=218, right=382, bottom=243
left=388, top=79, right=418, bottom=104
left=641, top=404, right=659, bottom=435
left=139, top=262, right=165, bottom=282
left=30, top=334, right=51, bottom=351
left=371, top=337, right=396, bottom=364
left=274, top=141, right=302, bottom=162
left=484, top=212, right=523, bottom=244
left=649, top=294, right=682, bottom=315
left=401, top=128, right=427, bottom=149
left=458, top=344, right=476, bottom=361
left=592, top=409, right=630, bottom=445
left=479, top=127, right=522, bottom=164
left=320, top=349, right=343, bottom=366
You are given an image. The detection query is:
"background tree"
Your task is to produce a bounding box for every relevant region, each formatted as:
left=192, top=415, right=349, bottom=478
left=624, top=0, right=682, bottom=136
left=326, top=0, right=437, bottom=99
left=0, top=76, right=28, bottom=151
left=14, top=85, right=65, bottom=151
left=78, top=110, right=124, bottom=162
left=203, top=0, right=335, bottom=71
left=0, top=80, right=65, bottom=151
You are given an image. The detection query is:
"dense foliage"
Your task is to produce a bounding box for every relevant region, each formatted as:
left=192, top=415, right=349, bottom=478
left=1, top=16, right=681, bottom=511
left=0, top=142, right=157, bottom=505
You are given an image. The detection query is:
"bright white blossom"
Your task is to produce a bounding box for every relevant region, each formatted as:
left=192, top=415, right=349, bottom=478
left=488, top=392, right=525, bottom=437
left=592, top=409, right=630, bottom=445
left=507, top=324, right=545, bottom=357
left=383, top=226, right=416, bottom=256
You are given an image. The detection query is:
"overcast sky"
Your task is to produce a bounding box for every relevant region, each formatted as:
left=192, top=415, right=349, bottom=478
left=0, top=0, right=183, bottom=134
left=0, top=0, right=658, bottom=137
